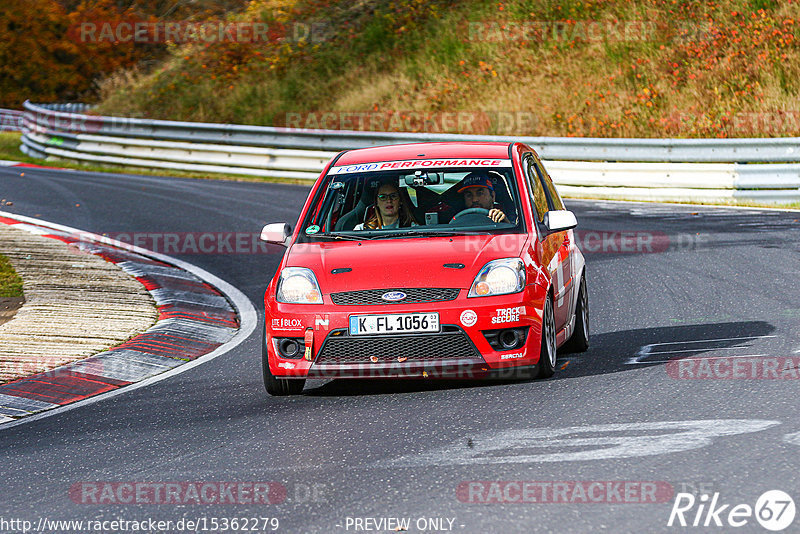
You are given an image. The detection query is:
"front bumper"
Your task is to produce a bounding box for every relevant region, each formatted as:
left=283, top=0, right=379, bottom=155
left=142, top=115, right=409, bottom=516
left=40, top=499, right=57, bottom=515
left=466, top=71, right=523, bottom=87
left=308, top=325, right=484, bottom=378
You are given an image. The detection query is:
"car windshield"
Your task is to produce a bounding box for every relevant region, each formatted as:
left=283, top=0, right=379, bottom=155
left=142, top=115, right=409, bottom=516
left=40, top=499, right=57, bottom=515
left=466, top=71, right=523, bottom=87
left=298, top=158, right=524, bottom=241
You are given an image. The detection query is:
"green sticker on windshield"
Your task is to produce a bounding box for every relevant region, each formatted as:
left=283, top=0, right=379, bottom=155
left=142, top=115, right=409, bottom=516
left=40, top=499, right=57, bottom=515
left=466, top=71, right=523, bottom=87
left=305, top=225, right=320, bottom=234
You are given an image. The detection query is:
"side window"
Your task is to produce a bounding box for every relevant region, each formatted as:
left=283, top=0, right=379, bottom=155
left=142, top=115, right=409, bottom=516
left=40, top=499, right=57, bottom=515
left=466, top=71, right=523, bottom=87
left=523, top=154, right=548, bottom=223
left=532, top=156, right=565, bottom=211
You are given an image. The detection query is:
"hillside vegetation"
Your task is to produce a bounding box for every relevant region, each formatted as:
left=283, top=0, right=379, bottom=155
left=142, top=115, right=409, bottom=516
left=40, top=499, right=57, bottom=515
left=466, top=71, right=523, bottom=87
left=84, top=1, right=800, bottom=137
left=0, top=0, right=249, bottom=109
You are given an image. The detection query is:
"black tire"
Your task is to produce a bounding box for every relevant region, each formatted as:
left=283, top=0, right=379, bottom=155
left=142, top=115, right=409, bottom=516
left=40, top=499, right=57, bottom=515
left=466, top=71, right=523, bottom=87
left=262, top=327, right=305, bottom=396
left=536, top=293, right=558, bottom=379
left=561, top=274, right=589, bottom=353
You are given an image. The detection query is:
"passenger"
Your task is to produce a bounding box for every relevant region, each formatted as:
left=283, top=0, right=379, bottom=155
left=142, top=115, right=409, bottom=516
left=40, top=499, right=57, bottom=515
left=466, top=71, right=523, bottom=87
left=354, top=182, right=418, bottom=230
left=457, top=172, right=509, bottom=223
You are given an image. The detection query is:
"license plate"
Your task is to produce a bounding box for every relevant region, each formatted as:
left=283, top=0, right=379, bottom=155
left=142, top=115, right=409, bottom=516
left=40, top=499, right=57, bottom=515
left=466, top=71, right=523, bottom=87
left=349, top=313, right=440, bottom=336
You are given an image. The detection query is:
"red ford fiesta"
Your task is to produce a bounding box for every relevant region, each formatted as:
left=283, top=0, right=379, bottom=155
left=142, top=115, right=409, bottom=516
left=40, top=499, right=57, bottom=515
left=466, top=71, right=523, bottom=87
left=260, top=142, right=588, bottom=395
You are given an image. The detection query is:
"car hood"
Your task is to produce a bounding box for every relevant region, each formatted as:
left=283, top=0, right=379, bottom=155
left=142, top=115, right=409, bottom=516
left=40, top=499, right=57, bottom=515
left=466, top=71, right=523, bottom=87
left=286, top=234, right=528, bottom=292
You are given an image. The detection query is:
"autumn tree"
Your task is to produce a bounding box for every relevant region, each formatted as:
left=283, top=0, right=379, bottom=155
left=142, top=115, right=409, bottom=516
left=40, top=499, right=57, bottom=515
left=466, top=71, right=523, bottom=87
left=0, top=0, right=248, bottom=108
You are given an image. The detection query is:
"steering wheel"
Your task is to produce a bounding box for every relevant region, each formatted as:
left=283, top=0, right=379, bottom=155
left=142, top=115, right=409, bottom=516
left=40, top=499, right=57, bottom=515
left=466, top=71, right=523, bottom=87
left=450, top=207, right=492, bottom=225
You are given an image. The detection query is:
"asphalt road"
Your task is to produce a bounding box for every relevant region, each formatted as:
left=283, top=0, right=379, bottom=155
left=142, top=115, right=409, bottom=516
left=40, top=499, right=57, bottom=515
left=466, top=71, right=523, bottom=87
left=1, top=165, right=799, bottom=533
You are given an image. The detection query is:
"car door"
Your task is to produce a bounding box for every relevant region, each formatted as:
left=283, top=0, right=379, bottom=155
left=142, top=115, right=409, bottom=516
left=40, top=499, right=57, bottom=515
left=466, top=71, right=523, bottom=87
left=533, top=153, right=577, bottom=328
left=523, top=153, right=573, bottom=331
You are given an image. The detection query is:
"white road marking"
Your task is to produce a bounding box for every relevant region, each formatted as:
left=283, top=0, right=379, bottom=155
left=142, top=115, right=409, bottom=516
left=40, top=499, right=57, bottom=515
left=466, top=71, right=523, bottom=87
left=626, top=335, right=777, bottom=364
left=782, top=431, right=800, bottom=447
left=632, top=354, right=767, bottom=365
left=642, top=335, right=777, bottom=347
left=384, top=420, right=779, bottom=466
left=648, top=347, right=766, bottom=355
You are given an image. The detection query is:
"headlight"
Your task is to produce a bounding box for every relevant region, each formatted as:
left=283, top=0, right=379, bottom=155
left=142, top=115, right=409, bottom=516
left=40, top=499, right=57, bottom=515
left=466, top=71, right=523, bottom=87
left=276, top=267, right=323, bottom=304
left=468, top=258, right=526, bottom=297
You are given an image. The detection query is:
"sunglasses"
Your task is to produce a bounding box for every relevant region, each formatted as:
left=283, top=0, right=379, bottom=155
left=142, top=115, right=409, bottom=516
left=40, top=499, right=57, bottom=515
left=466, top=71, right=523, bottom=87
left=377, top=193, right=400, bottom=201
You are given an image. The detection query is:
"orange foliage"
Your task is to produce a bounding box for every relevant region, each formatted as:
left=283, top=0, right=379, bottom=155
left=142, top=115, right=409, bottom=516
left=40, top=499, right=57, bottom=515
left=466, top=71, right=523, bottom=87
left=0, top=0, right=248, bottom=108
left=0, top=0, right=152, bottom=107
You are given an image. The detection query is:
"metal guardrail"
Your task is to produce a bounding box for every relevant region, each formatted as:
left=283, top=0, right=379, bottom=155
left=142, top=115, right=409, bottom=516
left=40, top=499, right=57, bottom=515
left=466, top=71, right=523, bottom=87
left=0, top=109, right=24, bottom=132
left=20, top=101, right=800, bottom=203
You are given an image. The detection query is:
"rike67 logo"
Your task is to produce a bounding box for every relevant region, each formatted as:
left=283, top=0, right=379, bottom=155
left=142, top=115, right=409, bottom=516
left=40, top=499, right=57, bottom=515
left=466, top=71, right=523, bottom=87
left=668, top=490, right=796, bottom=531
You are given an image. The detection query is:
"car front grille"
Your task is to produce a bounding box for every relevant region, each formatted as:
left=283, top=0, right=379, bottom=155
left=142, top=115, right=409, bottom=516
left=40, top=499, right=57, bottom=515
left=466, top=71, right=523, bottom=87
left=313, top=326, right=480, bottom=365
left=329, top=288, right=460, bottom=306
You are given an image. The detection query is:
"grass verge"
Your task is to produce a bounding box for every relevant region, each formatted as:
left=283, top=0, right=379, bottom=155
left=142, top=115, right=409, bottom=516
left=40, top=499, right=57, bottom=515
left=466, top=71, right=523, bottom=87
left=0, top=253, right=23, bottom=298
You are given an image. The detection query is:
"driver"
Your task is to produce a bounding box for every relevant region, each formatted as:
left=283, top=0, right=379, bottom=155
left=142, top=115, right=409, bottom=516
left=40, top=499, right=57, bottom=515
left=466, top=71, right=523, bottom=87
left=457, top=172, right=509, bottom=223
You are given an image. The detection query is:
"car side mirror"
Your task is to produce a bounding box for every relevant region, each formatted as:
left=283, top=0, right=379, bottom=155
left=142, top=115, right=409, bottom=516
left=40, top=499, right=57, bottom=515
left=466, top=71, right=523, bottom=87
left=260, top=223, right=292, bottom=247
left=544, top=210, right=578, bottom=233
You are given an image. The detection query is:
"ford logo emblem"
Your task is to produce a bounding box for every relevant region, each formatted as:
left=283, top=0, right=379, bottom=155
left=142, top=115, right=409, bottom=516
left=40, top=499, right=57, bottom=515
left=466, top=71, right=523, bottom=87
left=381, top=291, right=407, bottom=302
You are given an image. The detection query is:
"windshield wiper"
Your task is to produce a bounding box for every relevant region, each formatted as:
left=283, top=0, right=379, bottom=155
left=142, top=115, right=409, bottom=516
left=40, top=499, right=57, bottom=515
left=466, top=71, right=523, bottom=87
left=375, top=229, right=477, bottom=238
left=314, top=232, right=374, bottom=241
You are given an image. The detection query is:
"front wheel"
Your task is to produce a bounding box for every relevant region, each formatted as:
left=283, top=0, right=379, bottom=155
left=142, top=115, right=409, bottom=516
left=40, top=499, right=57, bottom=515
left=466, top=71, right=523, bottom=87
left=262, top=328, right=305, bottom=396
left=536, top=293, right=558, bottom=379
left=561, top=275, right=589, bottom=353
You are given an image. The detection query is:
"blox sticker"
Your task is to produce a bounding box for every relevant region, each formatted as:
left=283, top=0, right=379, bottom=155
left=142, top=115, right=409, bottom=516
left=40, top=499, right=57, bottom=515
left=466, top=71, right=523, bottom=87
left=272, top=318, right=303, bottom=330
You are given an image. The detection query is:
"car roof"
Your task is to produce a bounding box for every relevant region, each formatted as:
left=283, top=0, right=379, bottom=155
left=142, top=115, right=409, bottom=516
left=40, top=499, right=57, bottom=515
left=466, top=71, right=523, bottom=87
left=333, top=142, right=513, bottom=166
